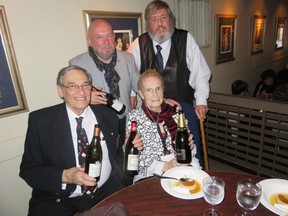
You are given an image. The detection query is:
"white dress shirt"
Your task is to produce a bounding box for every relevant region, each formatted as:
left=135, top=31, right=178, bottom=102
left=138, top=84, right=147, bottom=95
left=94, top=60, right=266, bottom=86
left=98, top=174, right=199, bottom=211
left=128, top=32, right=211, bottom=106
left=64, top=105, right=112, bottom=197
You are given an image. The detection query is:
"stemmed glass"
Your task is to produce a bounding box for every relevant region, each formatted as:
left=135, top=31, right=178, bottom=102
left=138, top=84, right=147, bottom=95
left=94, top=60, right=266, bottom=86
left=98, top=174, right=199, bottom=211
left=202, top=176, right=225, bottom=216
left=236, top=179, right=262, bottom=216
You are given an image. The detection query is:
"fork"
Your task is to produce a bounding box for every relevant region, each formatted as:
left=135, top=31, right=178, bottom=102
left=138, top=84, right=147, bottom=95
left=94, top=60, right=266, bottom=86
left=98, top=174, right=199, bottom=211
left=153, top=174, right=193, bottom=182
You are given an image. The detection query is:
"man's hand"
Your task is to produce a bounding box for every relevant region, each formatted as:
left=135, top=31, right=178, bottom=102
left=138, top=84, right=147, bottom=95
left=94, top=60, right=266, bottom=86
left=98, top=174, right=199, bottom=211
left=164, top=98, right=182, bottom=109
left=195, top=105, right=209, bottom=121
left=62, top=167, right=96, bottom=186
left=130, top=96, right=137, bottom=109
left=90, top=87, right=107, bottom=105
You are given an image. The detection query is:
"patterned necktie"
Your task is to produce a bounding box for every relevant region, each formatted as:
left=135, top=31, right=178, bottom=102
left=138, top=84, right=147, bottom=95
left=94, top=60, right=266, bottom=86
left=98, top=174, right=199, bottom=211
left=155, top=45, right=164, bottom=72
left=76, top=117, right=89, bottom=167
left=76, top=117, right=96, bottom=195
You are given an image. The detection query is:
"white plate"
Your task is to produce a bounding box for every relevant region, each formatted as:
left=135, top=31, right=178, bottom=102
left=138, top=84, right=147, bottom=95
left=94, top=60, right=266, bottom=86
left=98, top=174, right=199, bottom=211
left=259, top=178, right=288, bottom=215
left=160, top=166, right=209, bottom=200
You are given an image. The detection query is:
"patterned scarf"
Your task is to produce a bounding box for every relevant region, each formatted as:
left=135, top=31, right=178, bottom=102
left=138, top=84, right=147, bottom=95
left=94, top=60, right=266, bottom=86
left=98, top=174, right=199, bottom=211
left=89, top=46, right=120, bottom=99
left=142, top=102, right=178, bottom=141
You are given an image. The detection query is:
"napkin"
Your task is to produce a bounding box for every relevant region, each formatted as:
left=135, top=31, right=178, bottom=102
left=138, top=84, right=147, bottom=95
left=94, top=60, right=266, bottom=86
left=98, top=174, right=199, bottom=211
left=274, top=204, right=288, bottom=215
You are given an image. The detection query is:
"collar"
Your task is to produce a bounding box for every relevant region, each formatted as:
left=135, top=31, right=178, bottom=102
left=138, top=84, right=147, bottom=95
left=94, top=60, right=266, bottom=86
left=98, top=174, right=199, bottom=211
left=152, top=39, right=171, bottom=53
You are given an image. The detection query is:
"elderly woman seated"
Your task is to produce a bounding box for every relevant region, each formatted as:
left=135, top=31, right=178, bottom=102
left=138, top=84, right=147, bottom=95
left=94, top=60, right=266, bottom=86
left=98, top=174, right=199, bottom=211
left=126, top=69, right=200, bottom=183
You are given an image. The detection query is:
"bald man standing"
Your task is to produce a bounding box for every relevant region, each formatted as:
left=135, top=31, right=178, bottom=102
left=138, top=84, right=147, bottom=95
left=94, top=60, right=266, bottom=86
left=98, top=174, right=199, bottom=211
left=69, top=19, right=139, bottom=144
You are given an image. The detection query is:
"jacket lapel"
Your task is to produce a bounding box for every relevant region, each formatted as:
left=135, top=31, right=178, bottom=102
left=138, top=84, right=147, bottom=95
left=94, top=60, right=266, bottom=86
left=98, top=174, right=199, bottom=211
left=52, top=103, right=77, bottom=168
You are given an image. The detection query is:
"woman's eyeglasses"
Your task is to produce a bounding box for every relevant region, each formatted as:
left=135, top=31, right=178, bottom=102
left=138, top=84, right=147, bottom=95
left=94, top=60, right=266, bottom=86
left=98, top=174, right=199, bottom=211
left=142, top=86, right=163, bottom=96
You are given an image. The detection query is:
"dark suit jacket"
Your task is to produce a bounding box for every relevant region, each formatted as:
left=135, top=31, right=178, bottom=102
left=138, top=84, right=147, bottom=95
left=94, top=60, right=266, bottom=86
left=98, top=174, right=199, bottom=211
left=20, top=103, right=126, bottom=203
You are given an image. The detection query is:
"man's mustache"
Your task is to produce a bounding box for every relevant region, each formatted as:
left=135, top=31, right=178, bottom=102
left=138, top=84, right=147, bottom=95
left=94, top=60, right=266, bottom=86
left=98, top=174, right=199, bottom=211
left=156, top=26, right=167, bottom=31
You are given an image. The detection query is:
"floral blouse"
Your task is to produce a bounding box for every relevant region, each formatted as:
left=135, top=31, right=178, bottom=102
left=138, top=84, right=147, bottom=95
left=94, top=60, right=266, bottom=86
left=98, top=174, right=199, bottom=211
left=126, top=107, right=200, bottom=183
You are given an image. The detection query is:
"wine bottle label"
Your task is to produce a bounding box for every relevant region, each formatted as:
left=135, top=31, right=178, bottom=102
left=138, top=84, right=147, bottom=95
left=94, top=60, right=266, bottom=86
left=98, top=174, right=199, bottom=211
left=176, top=149, right=187, bottom=160
left=111, top=99, right=124, bottom=112
left=127, top=154, right=139, bottom=171
left=88, top=161, right=101, bottom=177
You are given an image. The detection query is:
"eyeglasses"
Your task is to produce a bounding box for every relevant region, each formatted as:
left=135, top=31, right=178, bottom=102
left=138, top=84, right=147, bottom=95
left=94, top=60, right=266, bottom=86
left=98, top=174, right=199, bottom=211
left=142, top=86, right=163, bottom=96
left=62, top=84, right=92, bottom=91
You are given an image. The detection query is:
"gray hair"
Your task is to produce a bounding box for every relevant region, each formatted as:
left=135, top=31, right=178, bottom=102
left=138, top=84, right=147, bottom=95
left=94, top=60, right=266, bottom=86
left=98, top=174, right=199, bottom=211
left=56, top=65, right=92, bottom=86
left=145, top=0, right=176, bottom=32
left=138, top=69, right=164, bottom=91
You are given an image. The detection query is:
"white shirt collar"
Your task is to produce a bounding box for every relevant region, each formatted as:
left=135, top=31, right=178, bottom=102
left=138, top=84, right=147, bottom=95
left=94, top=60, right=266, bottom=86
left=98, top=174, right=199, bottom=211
left=152, top=39, right=171, bottom=53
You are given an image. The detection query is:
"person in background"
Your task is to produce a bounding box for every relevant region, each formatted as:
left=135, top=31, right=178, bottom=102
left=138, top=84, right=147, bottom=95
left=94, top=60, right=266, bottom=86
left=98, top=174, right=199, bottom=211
left=231, top=80, right=249, bottom=96
left=69, top=19, right=139, bottom=143
left=19, top=65, right=142, bottom=216
left=128, top=0, right=211, bottom=167
left=272, top=83, right=288, bottom=102
left=275, top=68, right=288, bottom=86
left=125, top=69, right=200, bottom=183
left=253, top=69, right=277, bottom=99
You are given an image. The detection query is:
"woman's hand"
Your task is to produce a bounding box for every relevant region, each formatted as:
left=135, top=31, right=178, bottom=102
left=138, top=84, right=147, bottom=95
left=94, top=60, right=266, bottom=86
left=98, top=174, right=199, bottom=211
left=188, top=133, right=195, bottom=150
left=172, top=134, right=194, bottom=150
left=162, top=157, right=193, bottom=172
left=162, top=159, right=178, bottom=172
left=124, top=133, right=143, bottom=151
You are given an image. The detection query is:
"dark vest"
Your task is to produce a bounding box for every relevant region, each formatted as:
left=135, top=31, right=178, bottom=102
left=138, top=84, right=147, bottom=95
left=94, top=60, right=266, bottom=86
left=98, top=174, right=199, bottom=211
left=139, top=29, right=194, bottom=104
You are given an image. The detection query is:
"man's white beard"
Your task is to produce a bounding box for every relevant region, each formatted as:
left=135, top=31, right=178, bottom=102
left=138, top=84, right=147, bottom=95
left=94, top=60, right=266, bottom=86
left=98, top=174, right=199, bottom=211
left=149, top=27, right=174, bottom=44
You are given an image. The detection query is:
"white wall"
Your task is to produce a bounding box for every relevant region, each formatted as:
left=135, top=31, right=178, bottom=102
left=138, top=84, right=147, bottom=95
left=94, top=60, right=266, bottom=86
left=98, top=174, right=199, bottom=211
left=0, top=0, right=287, bottom=215
left=0, top=1, right=156, bottom=215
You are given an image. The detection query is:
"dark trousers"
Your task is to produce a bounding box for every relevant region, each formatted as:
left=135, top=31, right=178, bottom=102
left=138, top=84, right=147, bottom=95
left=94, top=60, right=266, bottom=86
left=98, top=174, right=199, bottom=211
left=28, top=171, right=125, bottom=216
left=180, top=102, right=204, bottom=168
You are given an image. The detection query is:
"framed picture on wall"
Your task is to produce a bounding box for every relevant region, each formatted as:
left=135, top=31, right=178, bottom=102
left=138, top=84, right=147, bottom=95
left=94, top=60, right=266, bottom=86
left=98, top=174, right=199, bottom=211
left=0, top=6, right=28, bottom=118
left=251, top=15, right=266, bottom=54
left=275, top=17, right=286, bottom=50
left=216, top=14, right=237, bottom=64
left=114, top=30, right=133, bottom=51
left=83, top=10, right=142, bottom=49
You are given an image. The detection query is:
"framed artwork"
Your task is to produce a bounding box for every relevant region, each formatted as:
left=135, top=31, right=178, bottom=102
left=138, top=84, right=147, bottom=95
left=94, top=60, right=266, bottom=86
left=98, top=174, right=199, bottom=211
left=216, top=14, right=237, bottom=64
left=275, top=17, right=286, bottom=50
left=114, top=30, right=133, bottom=51
left=0, top=6, right=28, bottom=118
left=251, top=15, right=266, bottom=54
left=83, top=10, right=142, bottom=50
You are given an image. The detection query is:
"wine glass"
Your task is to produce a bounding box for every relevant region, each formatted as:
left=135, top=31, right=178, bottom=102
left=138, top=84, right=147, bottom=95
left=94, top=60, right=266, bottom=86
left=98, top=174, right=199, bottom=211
left=202, top=176, right=225, bottom=216
left=236, top=179, right=262, bottom=216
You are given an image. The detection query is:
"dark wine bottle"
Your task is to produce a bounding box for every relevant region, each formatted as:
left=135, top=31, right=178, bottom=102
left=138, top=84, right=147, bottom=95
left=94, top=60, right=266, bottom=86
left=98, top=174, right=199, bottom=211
left=85, top=124, right=102, bottom=181
left=124, top=121, right=139, bottom=176
left=175, top=110, right=191, bottom=164
left=93, top=87, right=126, bottom=114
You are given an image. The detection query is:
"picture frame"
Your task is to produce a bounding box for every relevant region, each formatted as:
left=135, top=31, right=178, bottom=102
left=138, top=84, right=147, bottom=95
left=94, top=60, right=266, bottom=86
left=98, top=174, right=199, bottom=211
left=83, top=10, right=142, bottom=50
left=251, top=15, right=266, bottom=54
left=216, top=14, right=237, bottom=64
left=0, top=6, right=28, bottom=118
left=114, top=29, right=133, bottom=51
left=275, top=17, right=286, bottom=50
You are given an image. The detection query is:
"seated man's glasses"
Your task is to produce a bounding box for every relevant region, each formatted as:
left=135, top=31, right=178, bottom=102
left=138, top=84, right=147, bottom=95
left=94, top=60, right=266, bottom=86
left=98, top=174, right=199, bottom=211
left=62, top=84, right=92, bottom=91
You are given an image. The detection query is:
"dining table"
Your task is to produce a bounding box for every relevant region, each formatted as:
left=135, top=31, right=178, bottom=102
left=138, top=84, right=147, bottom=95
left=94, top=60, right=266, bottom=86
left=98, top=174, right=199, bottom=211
left=93, top=171, right=277, bottom=215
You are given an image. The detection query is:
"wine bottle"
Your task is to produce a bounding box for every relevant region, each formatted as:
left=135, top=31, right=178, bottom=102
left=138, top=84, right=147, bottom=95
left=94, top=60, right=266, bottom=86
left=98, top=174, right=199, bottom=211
left=85, top=124, right=102, bottom=181
left=92, top=86, right=126, bottom=114
left=124, top=121, right=139, bottom=176
left=175, top=110, right=191, bottom=164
